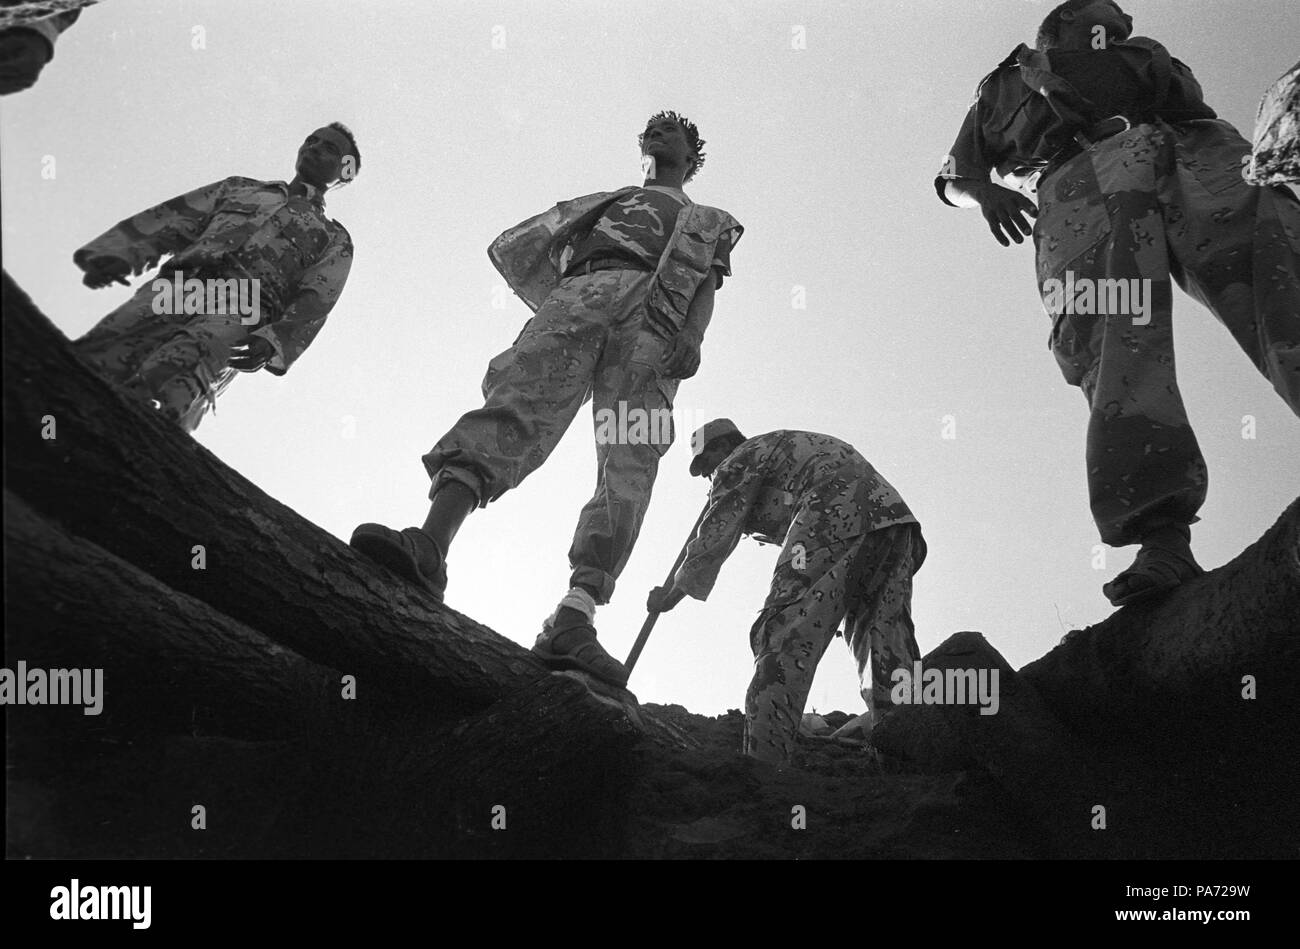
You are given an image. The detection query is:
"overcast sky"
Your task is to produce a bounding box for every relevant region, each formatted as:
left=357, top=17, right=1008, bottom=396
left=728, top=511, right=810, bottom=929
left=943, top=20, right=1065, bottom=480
left=3, top=0, right=1297, bottom=715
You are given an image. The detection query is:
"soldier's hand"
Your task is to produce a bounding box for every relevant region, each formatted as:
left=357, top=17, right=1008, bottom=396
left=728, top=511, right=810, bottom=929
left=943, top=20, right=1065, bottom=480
left=228, top=335, right=275, bottom=372
left=78, top=255, right=131, bottom=289
left=661, top=330, right=702, bottom=379
left=647, top=585, right=681, bottom=614
left=976, top=181, right=1038, bottom=247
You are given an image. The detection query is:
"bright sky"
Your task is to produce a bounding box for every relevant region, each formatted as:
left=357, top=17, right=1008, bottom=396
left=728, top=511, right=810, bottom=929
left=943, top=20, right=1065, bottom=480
left=3, top=0, right=1297, bottom=715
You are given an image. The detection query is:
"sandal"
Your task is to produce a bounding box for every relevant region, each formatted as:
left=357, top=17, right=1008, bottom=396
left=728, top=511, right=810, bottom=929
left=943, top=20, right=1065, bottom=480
left=1103, top=541, right=1202, bottom=607
left=532, top=622, right=629, bottom=688
left=350, top=523, right=447, bottom=601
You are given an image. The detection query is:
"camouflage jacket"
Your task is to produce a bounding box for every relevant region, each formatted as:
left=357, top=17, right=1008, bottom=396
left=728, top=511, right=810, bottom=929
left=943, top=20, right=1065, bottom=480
left=1249, top=61, right=1300, bottom=186
left=487, top=188, right=742, bottom=338
left=674, top=430, right=919, bottom=601
left=935, top=37, right=1216, bottom=198
left=75, top=176, right=353, bottom=375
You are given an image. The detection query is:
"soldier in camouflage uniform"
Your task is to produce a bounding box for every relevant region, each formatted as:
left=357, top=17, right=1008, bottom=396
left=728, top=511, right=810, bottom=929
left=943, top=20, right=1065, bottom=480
left=647, top=420, right=925, bottom=766
left=936, top=0, right=1300, bottom=605
left=73, top=123, right=359, bottom=432
left=352, top=112, right=741, bottom=689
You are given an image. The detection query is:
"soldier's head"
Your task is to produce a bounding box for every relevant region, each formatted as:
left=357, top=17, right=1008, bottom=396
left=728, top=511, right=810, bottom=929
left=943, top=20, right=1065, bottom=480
left=689, top=418, right=746, bottom=479
left=0, top=25, right=57, bottom=95
left=296, top=123, right=361, bottom=189
left=639, top=111, right=706, bottom=183
left=1036, top=0, right=1132, bottom=50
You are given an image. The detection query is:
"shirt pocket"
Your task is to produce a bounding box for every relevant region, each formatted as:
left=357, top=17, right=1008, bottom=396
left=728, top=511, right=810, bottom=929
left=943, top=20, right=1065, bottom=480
left=200, top=202, right=263, bottom=246
left=209, top=198, right=262, bottom=222
left=666, top=225, right=714, bottom=271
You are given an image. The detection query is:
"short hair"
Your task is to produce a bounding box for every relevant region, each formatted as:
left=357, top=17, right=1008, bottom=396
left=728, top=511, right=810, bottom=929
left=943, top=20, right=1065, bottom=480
left=1036, top=0, right=1097, bottom=50
left=328, top=121, right=361, bottom=186
left=638, top=110, right=707, bottom=182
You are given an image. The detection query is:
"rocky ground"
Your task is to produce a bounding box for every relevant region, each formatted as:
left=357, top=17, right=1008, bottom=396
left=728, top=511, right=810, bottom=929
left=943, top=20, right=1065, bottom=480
left=620, top=705, right=1045, bottom=859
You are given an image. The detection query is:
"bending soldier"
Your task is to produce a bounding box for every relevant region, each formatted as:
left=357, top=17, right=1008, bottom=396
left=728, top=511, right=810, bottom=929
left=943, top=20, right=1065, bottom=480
left=73, top=123, right=359, bottom=431
left=936, top=0, right=1300, bottom=605
left=647, top=420, right=926, bottom=767
left=351, top=112, right=742, bottom=688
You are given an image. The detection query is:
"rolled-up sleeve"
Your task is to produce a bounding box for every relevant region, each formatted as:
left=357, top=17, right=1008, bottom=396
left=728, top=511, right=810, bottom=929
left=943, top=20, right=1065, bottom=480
left=710, top=223, right=742, bottom=289
left=935, top=83, right=1001, bottom=206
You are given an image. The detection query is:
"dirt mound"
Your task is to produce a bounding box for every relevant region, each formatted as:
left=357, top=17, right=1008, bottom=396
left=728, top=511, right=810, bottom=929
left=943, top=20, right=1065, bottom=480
left=620, top=704, right=1042, bottom=859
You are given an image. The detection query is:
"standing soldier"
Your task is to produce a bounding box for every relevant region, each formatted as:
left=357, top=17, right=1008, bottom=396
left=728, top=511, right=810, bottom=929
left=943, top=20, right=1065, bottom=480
left=935, top=0, right=1300, bottom=605
left=73, top=123, right=359, bottom=432
left=351, top=112, right=742, bottom=689
left=646, top=420, right=926, bottom=767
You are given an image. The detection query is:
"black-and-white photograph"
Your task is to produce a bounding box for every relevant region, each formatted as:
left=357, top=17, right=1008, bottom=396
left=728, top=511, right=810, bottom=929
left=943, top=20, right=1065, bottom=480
left=3, top=0, right=1297, bottom=925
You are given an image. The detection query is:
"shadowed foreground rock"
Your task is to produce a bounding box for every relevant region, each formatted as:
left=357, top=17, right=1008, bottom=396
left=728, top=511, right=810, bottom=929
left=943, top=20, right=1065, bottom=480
left=4, top=271, right=1296, bottom=858
left=3, top=271, right=653, bottom=858
left=871, top=631, right=1111, bottom=857
left=1021, top=500, right=1300, bottom=738
left=873, top=503, right=1299, bottom=857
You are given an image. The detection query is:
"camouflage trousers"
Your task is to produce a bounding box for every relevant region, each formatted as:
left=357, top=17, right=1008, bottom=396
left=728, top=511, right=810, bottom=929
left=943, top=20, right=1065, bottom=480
left=1035, top=118, right=1300, bottom=546
left=423, top=268, right=678, bottom=603
left=74, top=283, right=247, bottom=432
left=745, top=522, right=924, bottom=766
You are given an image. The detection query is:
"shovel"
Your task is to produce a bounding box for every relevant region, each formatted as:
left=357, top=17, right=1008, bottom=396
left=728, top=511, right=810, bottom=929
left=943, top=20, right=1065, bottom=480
left=624, top=501, right=710, bottom=676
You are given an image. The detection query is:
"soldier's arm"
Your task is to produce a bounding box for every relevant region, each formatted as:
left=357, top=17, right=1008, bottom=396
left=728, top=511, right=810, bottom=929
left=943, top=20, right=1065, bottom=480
left=935, top=81, right=994, bottom=208
left=248, top=229, right=354, bottom=376
left=934, top=68, right=1038, bottom=244
left=672, top=462, right=762, bottom=602
left=955, top=178, right=1038, bottom=246
left=936, top=100, right=1038, bottom=245
left=73, top=177, right=234, bottom=279
left=660, top=275, right=714, bottom=379
left=684, top=272, right=716, bottom=337
left=942, top=178, right=986, bottom=207
left=660, top=244, right=733, bottom=384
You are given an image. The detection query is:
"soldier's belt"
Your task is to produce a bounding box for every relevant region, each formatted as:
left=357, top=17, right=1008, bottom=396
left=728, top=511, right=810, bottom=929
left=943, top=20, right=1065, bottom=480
left=564, top=255, right=654, bottom=277
left=1073, top=114, right=1136, bottom=150
left=1044, top=114, right=1149, bottom=182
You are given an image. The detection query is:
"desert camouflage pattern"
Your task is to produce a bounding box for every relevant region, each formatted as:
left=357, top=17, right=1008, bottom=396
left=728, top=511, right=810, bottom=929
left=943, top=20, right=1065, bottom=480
left=1249, top=62, right=1300, bottom=186
left=73, top=176, right=353, bottom=430
left=673, top=430, right=923, bottom=765
left=487, top=188, right=741, bottom=339
left=423, top=268, right=679, bottom=603
left=77, top=303, right=259, bottom=431
left=1035, top=118, right=1300, bottom=544
left=743, top=525, right=923, bottom=765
